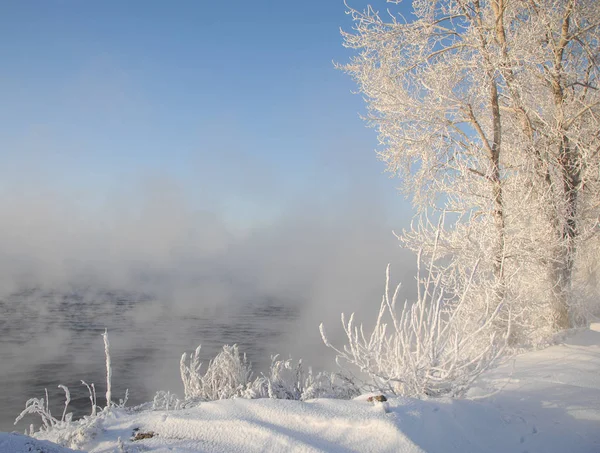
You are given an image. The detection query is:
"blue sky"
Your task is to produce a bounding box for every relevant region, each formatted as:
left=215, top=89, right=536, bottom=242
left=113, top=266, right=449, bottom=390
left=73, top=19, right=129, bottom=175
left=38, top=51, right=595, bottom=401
left=0, top=0, right=413, bottom=228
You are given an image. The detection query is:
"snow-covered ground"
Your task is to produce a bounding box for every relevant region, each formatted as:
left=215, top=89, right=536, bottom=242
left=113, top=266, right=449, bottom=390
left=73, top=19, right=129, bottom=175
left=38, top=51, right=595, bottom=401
left=2, top=326, right=599, bottom=453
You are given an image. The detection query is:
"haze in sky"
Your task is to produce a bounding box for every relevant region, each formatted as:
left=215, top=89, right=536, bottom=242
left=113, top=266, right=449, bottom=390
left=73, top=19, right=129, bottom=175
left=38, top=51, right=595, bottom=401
left=0, top=0, right=417, bottom=372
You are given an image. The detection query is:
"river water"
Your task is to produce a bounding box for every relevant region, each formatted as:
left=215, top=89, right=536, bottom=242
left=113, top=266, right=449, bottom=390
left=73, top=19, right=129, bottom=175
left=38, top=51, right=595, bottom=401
left=0, top=288, right=298, bottom=432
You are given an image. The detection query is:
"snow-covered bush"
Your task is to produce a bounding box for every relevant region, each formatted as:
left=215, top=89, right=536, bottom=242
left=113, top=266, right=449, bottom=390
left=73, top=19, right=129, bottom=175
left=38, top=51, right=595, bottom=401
left=180, top=345, right=359, bottom=402
left=255, top=356, right=306, bottom=400
left=14, top=330, right=127, bottom=451
left=180, top=344, right=254, bottom=401
left=14, top=387, right=72, bottom=433
left=320, top=254, right=507, bottom=398
left=249, top=356, right=359, bottom=400
left=15, top=380, right=110, bottom=451
left=35, top=413, right=104, bottom=451
left=295, top=370, right=359, bottom=400
left=151, top=390, right=182, bottom=411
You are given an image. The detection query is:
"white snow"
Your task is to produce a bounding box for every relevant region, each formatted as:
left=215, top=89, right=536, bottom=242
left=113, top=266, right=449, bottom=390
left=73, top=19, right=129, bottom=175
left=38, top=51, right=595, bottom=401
left=2, top=328, right=600, bottom=453
left=0, top=432, right=81, bottom=453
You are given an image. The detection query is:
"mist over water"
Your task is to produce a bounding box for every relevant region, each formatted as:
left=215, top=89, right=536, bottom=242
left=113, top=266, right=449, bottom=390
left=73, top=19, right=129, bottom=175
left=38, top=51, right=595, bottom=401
left=0, top=175, right=417, bottom=432
left=0, top=288, right=299, bottom=431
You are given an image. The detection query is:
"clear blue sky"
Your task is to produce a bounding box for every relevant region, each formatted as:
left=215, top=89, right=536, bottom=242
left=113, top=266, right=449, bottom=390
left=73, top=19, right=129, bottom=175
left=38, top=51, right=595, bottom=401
left=0, top=0, right=413, bottom=228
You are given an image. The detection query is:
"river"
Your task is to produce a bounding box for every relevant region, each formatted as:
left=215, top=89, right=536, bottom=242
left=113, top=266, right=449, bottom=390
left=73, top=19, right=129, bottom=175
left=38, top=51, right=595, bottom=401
left=0, top=288, right=298, bottom=432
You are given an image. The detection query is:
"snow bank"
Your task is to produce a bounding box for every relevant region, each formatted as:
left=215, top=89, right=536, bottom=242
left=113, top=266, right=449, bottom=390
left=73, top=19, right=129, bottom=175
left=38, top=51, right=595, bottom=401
left=2, top=328, right=599, bottom=452
left=79, top=398, right=420, bottom=453
left=0, top=432, right=81, bottom=453
left=466, top=327, right=600, bottom=453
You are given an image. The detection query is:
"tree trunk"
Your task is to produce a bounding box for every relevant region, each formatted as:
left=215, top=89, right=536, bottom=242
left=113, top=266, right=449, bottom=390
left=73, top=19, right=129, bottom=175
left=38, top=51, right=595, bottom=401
left=551, top=135, right=580, bottom=330
left=548, top=0, right=577, bottom=330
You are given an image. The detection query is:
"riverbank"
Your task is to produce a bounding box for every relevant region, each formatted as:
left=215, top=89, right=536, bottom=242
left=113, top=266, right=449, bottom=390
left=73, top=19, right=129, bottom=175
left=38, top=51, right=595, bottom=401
left=2, top=326, right=599, bottom=452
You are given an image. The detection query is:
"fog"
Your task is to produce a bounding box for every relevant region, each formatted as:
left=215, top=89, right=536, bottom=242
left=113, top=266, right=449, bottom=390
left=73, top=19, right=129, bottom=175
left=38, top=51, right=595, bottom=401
left=0, top=143, right=418, bottom=430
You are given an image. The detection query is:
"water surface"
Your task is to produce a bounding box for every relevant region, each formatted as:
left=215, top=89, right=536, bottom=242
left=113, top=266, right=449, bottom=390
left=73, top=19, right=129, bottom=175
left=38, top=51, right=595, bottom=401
left=0, top=288, right=297, bottom=432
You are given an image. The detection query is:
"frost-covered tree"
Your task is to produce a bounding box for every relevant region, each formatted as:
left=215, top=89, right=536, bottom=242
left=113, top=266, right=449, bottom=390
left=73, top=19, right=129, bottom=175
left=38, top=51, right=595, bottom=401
left=494, top=0, right=600, bottom=331
left=340, top=0, right=600, bottom=338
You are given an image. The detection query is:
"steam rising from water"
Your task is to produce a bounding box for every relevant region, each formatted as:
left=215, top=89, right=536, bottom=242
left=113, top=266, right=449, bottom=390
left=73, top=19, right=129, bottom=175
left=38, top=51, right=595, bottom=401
left=0, top=158, right=416, bottom=431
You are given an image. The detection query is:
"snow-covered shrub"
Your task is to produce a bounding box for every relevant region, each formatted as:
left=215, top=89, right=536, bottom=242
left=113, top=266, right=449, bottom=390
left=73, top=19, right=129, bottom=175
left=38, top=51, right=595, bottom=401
left=320, top=254, right=507, bottom=398
left=14, top=383, right=110, bottom=451
left=233, top=355, right=297, bottom=400
left=80, top=381, right=98, bottom=416
left=152, top=390, right=182, bottom=411
left=248, top=356, right=359, bottom=400
left=180, top=345, right=359, bottom=402
left=297, top=370, right=359, bottom=400
left=14, top=330, right=128, bottom=451
left=14, top=387, right=72, bottom=433
left=35, top=413, right=104, bottom=451
left=180, top=344, right=254, bottom=401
